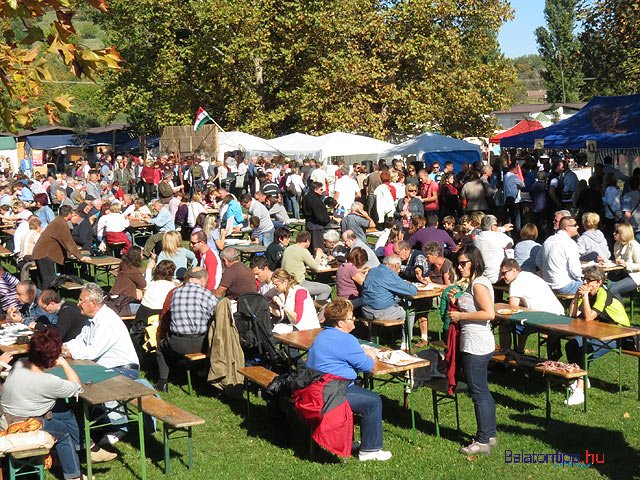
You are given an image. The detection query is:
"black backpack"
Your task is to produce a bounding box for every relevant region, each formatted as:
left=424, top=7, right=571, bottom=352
left=235, top=293, right=286, bottom=369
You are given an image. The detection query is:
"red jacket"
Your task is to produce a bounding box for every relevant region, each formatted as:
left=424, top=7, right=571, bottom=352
left=445, top=321, right=461, bottom=395
left=292, top=372, right=353, bottom=458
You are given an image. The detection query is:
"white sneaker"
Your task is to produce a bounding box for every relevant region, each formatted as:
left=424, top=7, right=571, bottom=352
left=564, top=388, right=585, bottom=406
left=359, top=449, right=392, bottom=461
left=98, top=430, right=126, bottom=447
left=569, top=378, right=590, bottom=391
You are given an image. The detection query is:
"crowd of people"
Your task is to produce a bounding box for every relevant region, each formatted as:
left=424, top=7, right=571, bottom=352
left=0, top=146, right=638, bottom=466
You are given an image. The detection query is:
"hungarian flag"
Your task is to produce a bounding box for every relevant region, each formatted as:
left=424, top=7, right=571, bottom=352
left=193, top=107, right=213, bottom=131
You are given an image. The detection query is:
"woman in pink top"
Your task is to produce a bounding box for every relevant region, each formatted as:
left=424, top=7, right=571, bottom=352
left=336, top=247, right=368, bottom=312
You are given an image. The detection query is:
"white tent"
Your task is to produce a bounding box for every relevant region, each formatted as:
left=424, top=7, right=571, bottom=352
left=278, top=131, right=393, bottom=164
left=378, top=132, right=481, bottom=171
left=217, top=131, right=281, bottom=162
left=267, top=133, right=319, bottom=159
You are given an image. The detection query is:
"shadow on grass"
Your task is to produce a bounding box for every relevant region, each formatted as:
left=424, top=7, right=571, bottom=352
left=502, top=414, right=640, bottom=480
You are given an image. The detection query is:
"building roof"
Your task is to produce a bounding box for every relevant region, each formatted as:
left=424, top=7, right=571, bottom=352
left=491, top=102, right=587, bottom=115
left=88, top=123, right=131, bottom=134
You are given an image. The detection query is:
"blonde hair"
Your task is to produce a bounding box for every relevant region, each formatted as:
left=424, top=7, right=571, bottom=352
left=162, top=231, right=182, bottom=257
left=616, top=222, right=634, bottom=244
left=272, top=268, right=298, bottom=290
left=469, top=211, right=485, bottom=227
left=191, top=193, right=202, bottom=203
left=110, top=203, right=122, bottom=213
left=202, top=214, right=217, bottom=238
left=582, top=212, right=600, bottom=230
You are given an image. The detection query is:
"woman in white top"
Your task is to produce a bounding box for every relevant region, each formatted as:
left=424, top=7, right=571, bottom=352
left=373, top=171, right=395, bottom=223
left=608, top=222, right=640, bottom=297
left=131, top=259, right=178, bottom=348
left=448, top=245, right=497, bottom=456
left=103, top=202, right=132, bottom=253
left=187, top=192, right=205, bottom=228
left=285, top=166, right=305, bottom=219
left=270, top=268, right=320, bottom=333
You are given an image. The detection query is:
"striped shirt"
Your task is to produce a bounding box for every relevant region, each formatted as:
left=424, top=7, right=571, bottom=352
left=0, top=271, right=19, bottom=312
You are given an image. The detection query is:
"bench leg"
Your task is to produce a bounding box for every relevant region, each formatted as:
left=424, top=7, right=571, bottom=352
left=188, top=427, right=193, bottom=469
left=454, top=393, right=460, bottom=431
left=244, top=377, right=253, bottom=419
left=164, top=423, right=170, bottom=474
left=187, top=369, right=194, bottom=397
left=637, top=357, right=640, bottom=402
left=8, top=455, right=45, bottom=480
left=545, top=376, right=551, bottom=422
left=432, top=389, right=440, bottom=438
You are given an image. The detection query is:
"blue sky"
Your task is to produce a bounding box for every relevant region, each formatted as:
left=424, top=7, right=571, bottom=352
left=498, top=0, right=546, bottom=58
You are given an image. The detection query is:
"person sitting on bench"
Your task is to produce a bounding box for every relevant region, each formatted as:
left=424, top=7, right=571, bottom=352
left=565, top=265, right=630, bottom=406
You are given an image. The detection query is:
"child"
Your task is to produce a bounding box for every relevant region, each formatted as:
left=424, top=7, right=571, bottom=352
left=248, top=216, right=261, bottom=244
left=441, top=215, right=456, bottom=237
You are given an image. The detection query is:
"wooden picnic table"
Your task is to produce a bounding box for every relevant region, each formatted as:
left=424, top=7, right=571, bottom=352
left=83, top=256, right=121, bottom=285
left=494, top=302, right=640, bottom=410
left=70, top=359, right=155, bottom=480
left=233, top=243, right=266, bottom=261
left=274, top=327, right=429, bottom=443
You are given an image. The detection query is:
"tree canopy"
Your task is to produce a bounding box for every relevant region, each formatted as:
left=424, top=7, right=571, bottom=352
left=578, top=0, right=640, bottom=98
left=0, top=0, right=123, bottom=132
left=535, top=0, right=583, bottom=103
left=93, top=0, right=516, bottom=139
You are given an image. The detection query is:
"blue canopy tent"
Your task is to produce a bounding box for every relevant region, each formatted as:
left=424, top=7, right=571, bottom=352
left=26, top=132, right=133, bottom=150
left=378, top=132, right=481, bottom=172
left=501, top=94, right=640, bottom=149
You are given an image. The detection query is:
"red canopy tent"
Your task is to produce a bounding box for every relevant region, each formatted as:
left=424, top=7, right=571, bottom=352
left=489, top=120, right=544, bottom=144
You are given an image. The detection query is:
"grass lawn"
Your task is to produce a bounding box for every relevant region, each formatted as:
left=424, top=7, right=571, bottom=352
left=88, top=308, right=640, bottom=480
left=4, top=262, right=639, bottom=479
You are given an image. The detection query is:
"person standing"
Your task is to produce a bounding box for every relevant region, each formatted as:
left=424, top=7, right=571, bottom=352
left=32, top=205, right=90, bottom=289
left=448, top=246, right=497, bottom=455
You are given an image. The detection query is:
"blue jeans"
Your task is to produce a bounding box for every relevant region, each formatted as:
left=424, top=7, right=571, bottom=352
left=566, top=336, right=613, bottom=368
left=554, top=280, right=583, bottom=295
left=346, top=384, right=383, bottom=451
left=461, top=352, right=496, bottom=444
left=261, top=228, right=275, bottom=247
left=608, top=276, right=638, bottom=297
left=43, top=404, right=81, bottom=479
left=287, top=194, right=301, bottom=219
left=105, top=366, right=140, bottom=433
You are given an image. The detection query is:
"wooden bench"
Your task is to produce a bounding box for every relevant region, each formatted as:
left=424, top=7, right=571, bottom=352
left=365, top=318, right=405, bottom=347
left=129, top=395, right=205, bottom=474
left=421, top=377, right=467, bottom=438
left=238, top=366, right=278, bottom=419
left=182, top=353, right=207, bottom=396
left=7, top=447, right=50, bottom=480
left=534, top=365, right=588, bottom=420
left=622, top=349, right=640, bottom=401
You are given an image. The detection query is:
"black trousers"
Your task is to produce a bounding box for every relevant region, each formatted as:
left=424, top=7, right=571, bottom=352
left=34, top=257, right=57, bottom=290
left=156, top=334, right=206, bottom=381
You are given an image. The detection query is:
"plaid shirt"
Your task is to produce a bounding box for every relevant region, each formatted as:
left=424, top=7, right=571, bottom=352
left=169, top=282, right=217, bottom=335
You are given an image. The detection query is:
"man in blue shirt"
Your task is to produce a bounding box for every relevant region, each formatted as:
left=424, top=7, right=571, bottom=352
left=142, top=199, right=176, bottom=257
left=15, top=183, right=34, bottom=203
left=361, top=255, right=418, bottom=349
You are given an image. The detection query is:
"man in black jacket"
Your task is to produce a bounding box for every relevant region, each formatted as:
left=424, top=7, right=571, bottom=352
left=70, top=208, right=93, bottom=250
left=302, top=181, right=331, bottom=252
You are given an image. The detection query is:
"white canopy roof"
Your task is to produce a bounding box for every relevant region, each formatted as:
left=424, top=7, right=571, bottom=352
left=378, top=132, right=481, bottom=159
left=217, top=131, right=280, bottom=162
left=275, top=131, right=393, bottom=161
left=267, top=133, right=319, bottom=157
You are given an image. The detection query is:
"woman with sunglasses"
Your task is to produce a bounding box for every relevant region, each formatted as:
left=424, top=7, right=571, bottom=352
left=447, top=245, right=497, bottom=455
left=396, top=185, right=423, bottom=232
left=565, top=265, right=630, bottom=405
